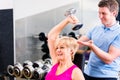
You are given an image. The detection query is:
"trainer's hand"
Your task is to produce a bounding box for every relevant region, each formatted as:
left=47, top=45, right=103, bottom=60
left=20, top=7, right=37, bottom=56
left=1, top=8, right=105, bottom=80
left=77, top=40, right=93, bottom=47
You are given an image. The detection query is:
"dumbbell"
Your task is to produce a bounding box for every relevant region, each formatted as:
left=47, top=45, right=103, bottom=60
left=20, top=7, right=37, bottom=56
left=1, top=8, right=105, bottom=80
left=22, top=64, right=34, bottom=79
left=22, top=60, right=34, bottom=79
left=7, top=65, right=14, bottom=76
left=33, top=67, right=47, bottom=79
left=39, top=32, right=47, bottom=41
left=23, top=59, right=44, bottom=79
left=41, top=58, right=52, bottom=76
left=33, top=59, right=44, bottom=68
left=33, top=59, right=52, bottom=79
left=23, top=60, right=33, bottom=67
left=44, top=58, right=52, bottom=65
left=13, top=62, right=24, bottom=78
left=65, top=8, right=83, bottom=30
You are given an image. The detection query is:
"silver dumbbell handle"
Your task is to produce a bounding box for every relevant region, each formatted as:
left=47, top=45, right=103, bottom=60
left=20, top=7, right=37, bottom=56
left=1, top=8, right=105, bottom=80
left=64, top=8, right=76, bottom=16
left=65, top=8, right=83, bottom=31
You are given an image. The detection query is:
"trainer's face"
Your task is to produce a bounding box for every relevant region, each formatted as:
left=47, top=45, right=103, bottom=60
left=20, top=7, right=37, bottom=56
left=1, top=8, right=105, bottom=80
left=98, top=7, right=116, bottom=27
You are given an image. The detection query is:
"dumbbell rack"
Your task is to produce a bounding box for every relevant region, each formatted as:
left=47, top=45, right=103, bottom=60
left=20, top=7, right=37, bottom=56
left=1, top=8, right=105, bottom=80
left=7, top=59, right=52, bottom=80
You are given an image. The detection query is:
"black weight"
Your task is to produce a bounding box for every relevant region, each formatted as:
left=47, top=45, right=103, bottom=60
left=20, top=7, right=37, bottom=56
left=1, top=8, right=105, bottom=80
left=72, top=24, right=83, bottom=30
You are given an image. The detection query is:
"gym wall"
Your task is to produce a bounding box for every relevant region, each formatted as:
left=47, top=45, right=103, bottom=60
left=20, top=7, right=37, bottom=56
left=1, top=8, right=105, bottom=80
left=0, top=0, right=14, bottom=79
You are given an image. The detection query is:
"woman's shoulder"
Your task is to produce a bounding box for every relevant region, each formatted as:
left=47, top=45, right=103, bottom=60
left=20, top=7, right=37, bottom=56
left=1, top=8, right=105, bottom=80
left=73, top=66, right=82, bottom=73
left=71, top=65, right=83, bottom=75
left=72, top=66, right=85, bottom=80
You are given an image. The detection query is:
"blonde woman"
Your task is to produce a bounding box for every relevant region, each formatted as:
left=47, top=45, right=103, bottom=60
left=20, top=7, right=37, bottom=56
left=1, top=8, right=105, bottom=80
left=45, top=15, right=85, bottom=80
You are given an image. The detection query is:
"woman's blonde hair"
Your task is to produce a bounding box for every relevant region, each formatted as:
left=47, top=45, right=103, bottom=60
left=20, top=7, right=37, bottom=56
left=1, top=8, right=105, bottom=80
left=55, top=36, right=79, bottom=60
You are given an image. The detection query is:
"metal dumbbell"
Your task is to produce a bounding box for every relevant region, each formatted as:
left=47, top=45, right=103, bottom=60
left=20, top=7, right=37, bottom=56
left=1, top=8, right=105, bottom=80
left=65, top=8, right=83, bottom=30
left=7, top=65, right=14, bottom=76
left=41, top=58, right=52, bottom=74
left=22, top=59, right=44, bottom=79
left=33, top=59, right=44, bottom=68
left=22, top=60, right=34, bottom=79
left=13, top=62, right=24, bottom=78
left=23, top=60, right=33, bottom=67
left=22, top=60, right=33, bottom=78
left=33, top=58, right=52, bottom=79
left=44, top=58, right=52, bottom=65
left=33, top=67, right=47, bottom=79
left=22, top=64, right=34, bottom=79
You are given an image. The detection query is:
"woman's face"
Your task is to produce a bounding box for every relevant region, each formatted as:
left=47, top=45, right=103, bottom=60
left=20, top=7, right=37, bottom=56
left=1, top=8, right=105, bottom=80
left=55, top=43, right=71, bottom=61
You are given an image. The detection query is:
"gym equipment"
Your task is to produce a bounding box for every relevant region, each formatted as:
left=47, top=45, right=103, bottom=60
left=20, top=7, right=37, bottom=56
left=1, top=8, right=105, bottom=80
left=7, top=65, right=14, bottom=76
left=23, top=59, right=44, bottom=79
left=33, top=58, right=52, bottom=79
left=13, top=62, right=24, bottom=78
left=22, top=64, right=34, bottom=79
left=42, top=58, right=52, bottom=73
left=65, top=8, right=83, bottom=30
left=22, top=60, right=34, bottom=79
left=44, top=58, right=52, bottom=65
left=33, top=67, right=46, bottom=79
left=23, top=60, right=33, bottom=67
left=7, top=59, right=52, bottom=79
left=33, top=59, right=44, bottom=68
left=22, top=60, right=34, bottom=78
left=39, top=32, right=47, bottom=42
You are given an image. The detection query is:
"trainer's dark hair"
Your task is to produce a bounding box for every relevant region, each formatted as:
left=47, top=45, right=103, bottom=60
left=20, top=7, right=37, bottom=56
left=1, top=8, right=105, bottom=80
left=98, top=0, right=119, bottom=17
